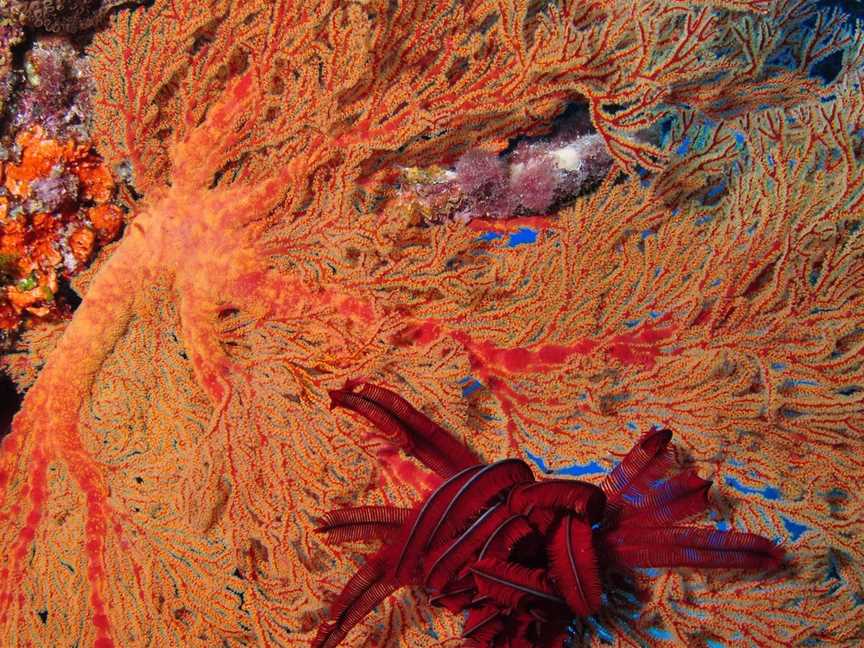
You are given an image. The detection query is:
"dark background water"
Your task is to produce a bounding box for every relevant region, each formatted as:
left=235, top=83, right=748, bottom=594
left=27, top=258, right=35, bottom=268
left=0, top=372, right=21, bottom=439
left=820, top=0, right=864, bottom=19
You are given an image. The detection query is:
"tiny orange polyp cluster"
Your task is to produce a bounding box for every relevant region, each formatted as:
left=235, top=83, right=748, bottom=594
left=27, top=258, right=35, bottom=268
left=0, top=126, right=123, bottom=330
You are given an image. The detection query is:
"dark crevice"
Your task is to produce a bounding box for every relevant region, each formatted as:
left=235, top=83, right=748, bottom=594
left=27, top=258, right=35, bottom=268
left=0, top=371, right=23, bottom=440
left=56, top=278, right=83, bottom=311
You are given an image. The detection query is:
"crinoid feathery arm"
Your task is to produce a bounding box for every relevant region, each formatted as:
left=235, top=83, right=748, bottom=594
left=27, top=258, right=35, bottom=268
left=319, top=384, right=784, bottom=647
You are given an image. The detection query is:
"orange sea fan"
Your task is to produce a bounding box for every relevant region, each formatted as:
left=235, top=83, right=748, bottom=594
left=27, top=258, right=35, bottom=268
left=0, top=1, right=862, bottom=647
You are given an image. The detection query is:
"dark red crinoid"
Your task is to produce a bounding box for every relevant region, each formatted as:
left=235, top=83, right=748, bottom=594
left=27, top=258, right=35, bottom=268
left=314, top=382, right=784, bottom=648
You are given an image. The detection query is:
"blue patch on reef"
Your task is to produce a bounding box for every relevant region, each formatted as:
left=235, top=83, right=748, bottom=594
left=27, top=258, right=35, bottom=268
left=705, top=182, right=726, bottom=198
left=585, top=616, right=614, bottom=643
left=507, top=227, right=537, bottom=247
left=825, top=550, right=841, bottom=582
left=658, top=117, right=674, bottom=148
left=478, top=231, right=503, bottom=241
left=647, top=627, right=673, bottom=640
left=557, top=461, right=606, bottom=477
left=460, top=379, right=483, bottom=397
left=525, top=451, right=606, bottom=477
left=724, top=476, right=781, bottom=500
left=782, top=378, right=819, bottom=388
left=781, top=408, right=805, bottom=419
left=526, top=450, right=552, bottom=473
left=781, top=516, right=809, bottom=541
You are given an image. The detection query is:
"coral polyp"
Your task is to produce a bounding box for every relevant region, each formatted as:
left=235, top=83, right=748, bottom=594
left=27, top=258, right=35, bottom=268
left=0, top=0, right=142, bottom=33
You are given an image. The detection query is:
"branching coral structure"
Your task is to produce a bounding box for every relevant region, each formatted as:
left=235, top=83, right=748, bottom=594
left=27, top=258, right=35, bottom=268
left=316, top=382, right=783, bottom=648
left=0, top=1, right=861, bottom=647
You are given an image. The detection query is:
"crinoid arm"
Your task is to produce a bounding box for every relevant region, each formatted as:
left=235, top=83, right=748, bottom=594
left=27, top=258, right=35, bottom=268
left=508, top=479, right=607, bottom=525
left=422, top=503, right=510, bottom=592
left=547, top=513, right=602, bottom=617
left=312, top=552, right=399, bottom=648
left=329, top=381, right=481, bottom=477
left=601, top=526, right=785, bottom=570
left=315, top=505, right=412, bottom=544
left=600, top=428, right=674, bottom=514
left=617, top=469, right=713, bottom=524
left=470, top=558, right=565, bottom=609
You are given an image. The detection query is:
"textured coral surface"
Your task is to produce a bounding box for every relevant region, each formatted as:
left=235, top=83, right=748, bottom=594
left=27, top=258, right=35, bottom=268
left=0, top=126, right=123, bottom=334
left=0, top=0, right=141, bottom=33
left=0, top=1, right=862, bottom=647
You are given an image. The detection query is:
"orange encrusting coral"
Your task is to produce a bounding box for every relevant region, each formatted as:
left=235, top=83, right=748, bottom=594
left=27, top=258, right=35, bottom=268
left=0, top=1, right=861, bottom=648
left=0, top=126, right=124, bottom=332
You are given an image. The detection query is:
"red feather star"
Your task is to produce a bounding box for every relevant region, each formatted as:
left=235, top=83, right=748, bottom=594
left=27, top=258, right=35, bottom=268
left=315, top=382, right=785, bottom=648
